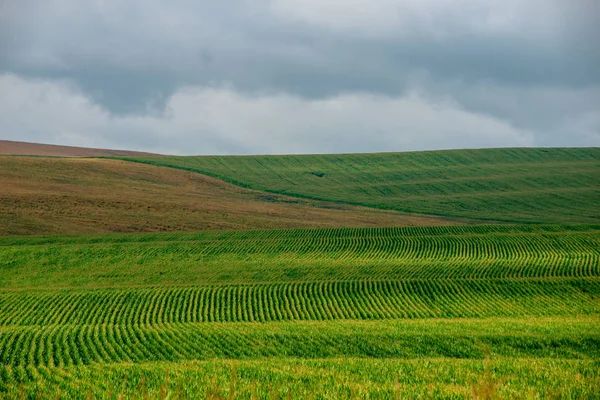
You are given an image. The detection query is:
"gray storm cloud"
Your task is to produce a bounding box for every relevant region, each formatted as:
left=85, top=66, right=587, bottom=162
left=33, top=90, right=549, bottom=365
left=0, top=0, right=598, bottom=154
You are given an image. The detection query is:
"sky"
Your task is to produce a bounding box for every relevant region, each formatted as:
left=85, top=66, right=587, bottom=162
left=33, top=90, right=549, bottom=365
left=1, top=0, right=599, bottom=155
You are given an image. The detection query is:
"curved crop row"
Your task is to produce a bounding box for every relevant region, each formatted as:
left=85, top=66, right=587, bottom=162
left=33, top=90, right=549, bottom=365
left=2, top=224, right=598, bottom=247
left=1, top=228, right=598, bottom=290
left=1, top=278, right=598, bottom=326
left=1, top=317, right=599, bottom=367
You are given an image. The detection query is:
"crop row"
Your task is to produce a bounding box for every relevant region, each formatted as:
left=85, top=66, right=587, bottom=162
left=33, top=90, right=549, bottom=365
left=1, top=318, right=598, bottom=367
left=120, top=148, right=600, bottom=223
left=2, top=229, right=598, bottom=290
left=1, top=278, right=597, bottom=326
left=71, top=230, right=597, bottom=262
left=2, top=223, right=598, bottom=247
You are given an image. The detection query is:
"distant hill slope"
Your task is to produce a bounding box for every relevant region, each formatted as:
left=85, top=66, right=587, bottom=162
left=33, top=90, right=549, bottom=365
left=120, top=148, right=600, bottom=224
left=0, top=140, right=158, bottom=157
left=0, top=156, right=469, bottom=235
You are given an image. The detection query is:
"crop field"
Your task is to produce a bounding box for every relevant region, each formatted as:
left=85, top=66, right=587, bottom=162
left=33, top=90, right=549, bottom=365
left=1, top=224, right=598, bottom=288
left=0, top=156, right=463, bottom=236
left=0, top=320, right=599, bottom=398
left=1, top=224, right=599, bottom=398
left=120, top=147, right=600, bottom=224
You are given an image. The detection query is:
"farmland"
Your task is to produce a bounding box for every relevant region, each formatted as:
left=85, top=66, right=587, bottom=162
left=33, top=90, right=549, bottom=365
left=1, top=146, right=599, bottom=398
left=2, top=0, right=599, bottom=394
left=121, top=147, right=600, bottom=224
left=1, top=224, right=599, bottom=397
left=2, top=224, right=598, bottom=288
left=0, top=320, right=599, bottom=398
left=0, top=156, right=459, bottom=236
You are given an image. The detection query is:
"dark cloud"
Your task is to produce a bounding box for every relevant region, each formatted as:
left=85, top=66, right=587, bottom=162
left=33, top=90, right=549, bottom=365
left=0, top=0, right=598, bottom=153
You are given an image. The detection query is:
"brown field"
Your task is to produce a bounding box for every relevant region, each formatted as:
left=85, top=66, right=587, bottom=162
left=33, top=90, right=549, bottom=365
left=0, top=156, right=478, bottom=235
left=0, top=140, right=159, bottom=157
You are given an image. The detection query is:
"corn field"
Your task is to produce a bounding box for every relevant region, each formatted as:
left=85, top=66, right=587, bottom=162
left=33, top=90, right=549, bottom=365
left=1, top=224, right=599, bottom=398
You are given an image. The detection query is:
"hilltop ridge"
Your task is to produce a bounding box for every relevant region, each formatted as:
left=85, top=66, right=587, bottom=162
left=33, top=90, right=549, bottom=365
left=0, top=140, right=159, bottom=157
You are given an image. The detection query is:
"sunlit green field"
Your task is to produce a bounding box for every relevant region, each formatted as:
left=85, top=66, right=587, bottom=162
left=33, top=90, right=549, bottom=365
left=2, top=356, right=599, bottom=399
left=1, top=224, right=599, bottom=398
left=119, top=147, right=600, bottom=224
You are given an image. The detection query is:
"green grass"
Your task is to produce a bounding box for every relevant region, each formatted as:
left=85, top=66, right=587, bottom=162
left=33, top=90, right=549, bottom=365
left=117, top=147, right=600, bottom=223
left=1, top=224, right=599, bottom=397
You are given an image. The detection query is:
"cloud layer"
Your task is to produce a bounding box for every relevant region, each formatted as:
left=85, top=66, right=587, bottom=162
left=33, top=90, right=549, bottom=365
left=1, top=74, right=538, bottom=154
left=1, top=0, right=598, bottom=154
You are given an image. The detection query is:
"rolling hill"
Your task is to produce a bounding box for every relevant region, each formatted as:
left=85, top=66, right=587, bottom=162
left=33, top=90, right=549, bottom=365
left=1, top=144, right=599, bottom=397
left=0, top=156, right=463, bottom=235
left=121, top=147, right=600, bottom=224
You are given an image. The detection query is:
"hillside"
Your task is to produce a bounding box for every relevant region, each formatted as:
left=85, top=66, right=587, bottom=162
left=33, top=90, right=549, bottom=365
left=121, top=147, right=600, bottom=224
left=2, top=146, right=600, bottom=397
left=1, top=224, right=598, bottom=397
left=0, top=140, right=158, bottom=157
left=0, top=156, right=464, bottom=235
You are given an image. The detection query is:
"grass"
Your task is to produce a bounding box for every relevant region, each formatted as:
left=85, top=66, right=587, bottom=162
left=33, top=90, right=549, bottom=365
left=1, top=225, right=599, bottom=397
left=118, top=147, right=600, bottom=224
left=0, top=156, right=472, bottom=236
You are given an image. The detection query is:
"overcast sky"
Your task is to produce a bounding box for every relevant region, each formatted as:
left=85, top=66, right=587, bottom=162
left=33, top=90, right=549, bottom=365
left=1, top=0, right=599, bottom=155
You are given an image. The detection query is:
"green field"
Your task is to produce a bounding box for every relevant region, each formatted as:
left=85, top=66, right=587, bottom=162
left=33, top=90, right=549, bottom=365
left=2, top=147, right=600, bottom=398
left=120, top=147, right=600, bottom=223
left=3, top=357, right=598, bottom=399
left=1, top=224, right=599, bottom=398
left=2, top=224, right=599, bottom=288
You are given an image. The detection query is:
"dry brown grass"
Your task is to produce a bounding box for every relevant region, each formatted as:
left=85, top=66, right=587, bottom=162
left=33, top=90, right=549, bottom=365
left=0, top=156, right=477, bottom=235
left=0, top=140, right=158, bottom=157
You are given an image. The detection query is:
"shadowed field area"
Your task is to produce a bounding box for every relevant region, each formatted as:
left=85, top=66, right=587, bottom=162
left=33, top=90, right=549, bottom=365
left=121, top=147, right=600, bottom=224
left=0, top=157, right=467, bottom=235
